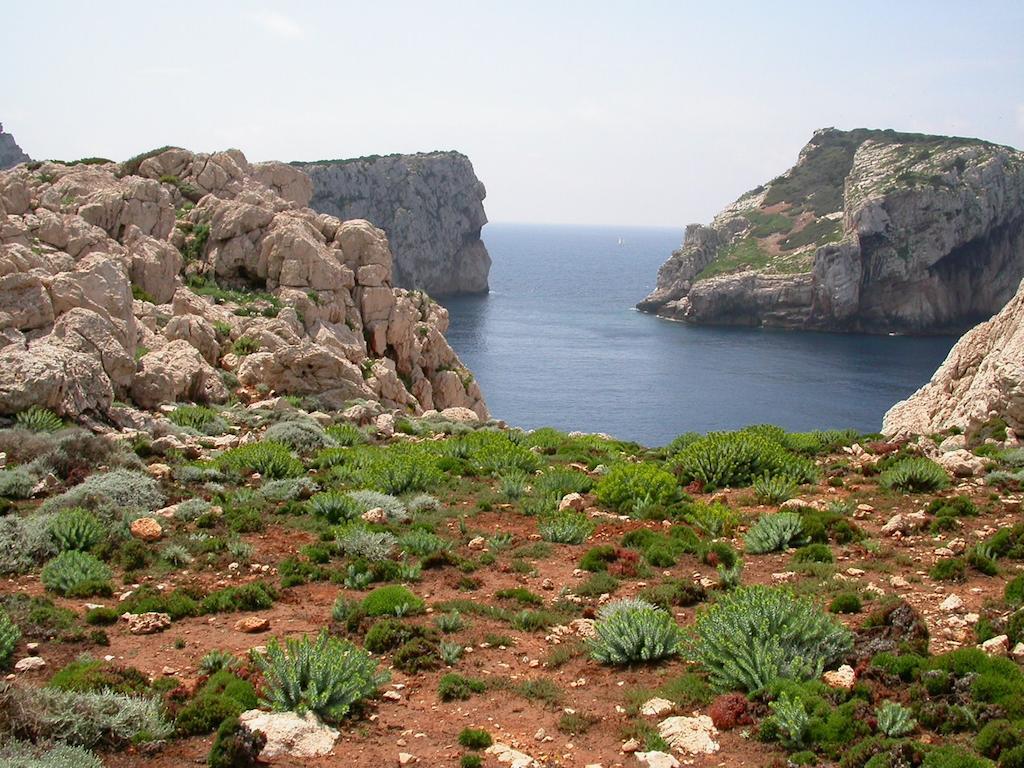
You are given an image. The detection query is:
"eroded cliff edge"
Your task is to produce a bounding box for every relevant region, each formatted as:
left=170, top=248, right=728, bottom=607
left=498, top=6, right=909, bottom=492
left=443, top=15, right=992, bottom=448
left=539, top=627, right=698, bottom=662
left=0, top=148, right=487, bottom=422
left=293, top=152, right=491, bottom=296
left=638, top=128, right=1024, bottom=333
left=0, top=123, right=30, bottom=171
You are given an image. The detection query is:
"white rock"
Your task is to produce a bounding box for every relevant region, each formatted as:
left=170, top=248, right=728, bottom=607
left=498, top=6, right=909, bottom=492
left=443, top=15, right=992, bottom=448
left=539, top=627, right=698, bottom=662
left=238, top=710, right=340, bottom=758
left=939, top=594, right=964, bottom=612
left=640, top=697, right=674, bottom=716
left=634, top=751, right=680, bottom=768
left=656, top=715, right=719, bottom=755
left=822, top=665, right=856, bottom=689
left=14, top=656, right=45, bottom=672
left=486, top=742, right=540, bottom=768
left=981, top=634, right=1010, bottom=656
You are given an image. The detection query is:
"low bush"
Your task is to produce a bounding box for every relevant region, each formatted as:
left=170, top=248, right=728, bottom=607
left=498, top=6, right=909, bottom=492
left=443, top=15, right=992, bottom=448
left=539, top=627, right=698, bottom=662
left=207, top=715, right=266, bottom=768
left=0, top=609, right=19, bottom=668
left=40, top=551, right=112, bottom=597
left=879, top=457, right=950, bottom=492
left=48, top=508, right=104, bottom=552
left=458, top=727, right=493, bottom=749
left=175, top=670, right=257, bottom=735
left=538, top=509, right=594, bottom=544
left=255, top=631, right=388, bottom=722
left=264, top=420, right=333, bottom=452
left=689, top=585, right=852, bottom=692
left=669, top=427, right=818, bottom=489
left=362, top=585, right=425, bottom=617
left=48, top=659, right=150, bottom=695
left=41, top=469, right=164, bottom=515
left=589, top=598, right=683, bottom=664
left=829, top=593, right=862, bottom=614
left=0, top=468, right=34, bottom=499
left=744, top=512, right=805, bottom=554
left=0, top=740, right=104, bottom=768
left=595, top=462, right=679, bottom=514
left=438, top=672, right=486, bottom=701
left=168, top=405, right=227, bottom=435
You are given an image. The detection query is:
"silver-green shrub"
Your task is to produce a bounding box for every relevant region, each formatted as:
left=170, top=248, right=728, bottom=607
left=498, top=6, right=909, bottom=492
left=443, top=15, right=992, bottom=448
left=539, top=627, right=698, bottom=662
left=255, top=631, right=388, bottom=722
left=589, top=598, right=683, bottom=664
left=0, top=739, right=104, bottom=768
left=41, top=469, right=164, bottom=516
left=743, top=512, right=806, bottom=554
left=336, top=524, right=396, bottom=561
left=264, top=420, right=334, bottom=452
left=538, top=509, right=594, bottom=544
left=689, top=585, right=852, bottom=691
left=346, top=490, right=408, bottom=522
left=0, top=468, right=35, bottom=499
left=0, top=513, right=57, bottom=574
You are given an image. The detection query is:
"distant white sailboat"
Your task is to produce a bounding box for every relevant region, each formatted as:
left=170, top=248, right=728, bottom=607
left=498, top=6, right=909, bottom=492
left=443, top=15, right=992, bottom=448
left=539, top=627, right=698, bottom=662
left=617, top=237, right=624, bottom=246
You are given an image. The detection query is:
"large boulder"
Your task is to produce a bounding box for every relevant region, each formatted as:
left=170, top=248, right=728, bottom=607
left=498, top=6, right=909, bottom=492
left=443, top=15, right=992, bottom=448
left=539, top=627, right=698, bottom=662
left=131, top=340, right=228, bottom=408
left=0, top=343, right=113, bottom=416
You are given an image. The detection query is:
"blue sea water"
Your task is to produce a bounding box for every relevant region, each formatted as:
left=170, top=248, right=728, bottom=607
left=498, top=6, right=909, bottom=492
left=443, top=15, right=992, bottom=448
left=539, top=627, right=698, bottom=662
left=442, top=223, right=957, bottom=446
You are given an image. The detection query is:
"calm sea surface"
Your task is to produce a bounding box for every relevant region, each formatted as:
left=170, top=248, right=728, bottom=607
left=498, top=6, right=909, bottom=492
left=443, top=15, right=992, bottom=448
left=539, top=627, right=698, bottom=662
left=442, top=223, right=957, bottom=446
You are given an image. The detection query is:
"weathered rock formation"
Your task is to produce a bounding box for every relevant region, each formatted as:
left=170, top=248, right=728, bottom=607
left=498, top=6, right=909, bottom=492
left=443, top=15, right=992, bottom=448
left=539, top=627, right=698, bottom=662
left=0, top=148, right=487, bottom=420
left=639, top=128, right=1024, bottom=333
left=883, top=277, right=1024, bottom=439
left=0, top=123, right=30, bottom=171
left=293, top=152, right=491, bottom=296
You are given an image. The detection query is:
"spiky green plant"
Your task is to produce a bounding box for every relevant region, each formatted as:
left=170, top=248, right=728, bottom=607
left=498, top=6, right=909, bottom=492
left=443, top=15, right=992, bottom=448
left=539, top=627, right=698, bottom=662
left=306, top=492, right=359, bottom=524
left=168, top=405, right=227, bottom=435
left=216, top=442, right=304, bottom=479
left=753, top=474, right=798, bottom=504
left=879, top=457, right=950, bottom=492
left=669, top=428, right=818, bottom=489
left=594, top=462, right=679, bottom=513
left=689, top=585, right=853, bottom=692
left=399, top=529, right=451, bottom=557
left=40, top=551, right=112, bottom=597
left=199, top=649, right=239, bottom=675
left=743, top=512, right=806, bottom=554
left=161, top=544, right=193, bottom=567
left=589, top=598, right=683, bottom=664
left=15, top=406, right=63, bottom=433
left=255, top=631, right=388, bottom=723
left=435, top=611, right=465, bottom=633
left=439, top=640, right=463, bottom=665
left=875, top=700, right=916, bottom=737
left=499, top=470, right=528, bottom=499
left=538, top=509, right=594, bottom=545
left=0, top=609, right=20, bottom=668
left=48, top=508, right=104, bottom=552
left=324, top=423, right=367, bottom=446
left=769, top=691, right=810, bottom=749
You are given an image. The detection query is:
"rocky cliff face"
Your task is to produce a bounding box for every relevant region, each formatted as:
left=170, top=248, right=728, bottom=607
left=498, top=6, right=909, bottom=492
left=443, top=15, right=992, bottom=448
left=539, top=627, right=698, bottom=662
left=0, top=123, right=30, bottom=170
left=0, top=148, right=487, bottom=421
left=293, top=152, right=491, bottom=296
left=883, top=277, right=1024, bottom=439
left=639, top=128, right=1024, bottom=333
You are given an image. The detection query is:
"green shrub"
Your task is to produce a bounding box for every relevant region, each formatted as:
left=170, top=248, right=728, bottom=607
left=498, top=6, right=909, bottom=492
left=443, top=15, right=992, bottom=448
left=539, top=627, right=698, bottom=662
left=169, top=405, right=227, bottom=435
left=362, top=585, right=425, bottom=617
left=744, top=512, right=805, bottom=554
left=580, top=544, right=617, bottom=572
left=879, top=458, right=950, bottom=492
left=534, top=467, right=594, bottom=497
left=255, top=631, right=388, bottom=722
left=264, top=420, right=333, bottom=453
left=48, top=659, right=150, bottom=695
left=176, top=670, right=257, bottom=735
left=0, top=609, right=19, bottom=668
left=40, top=551, right=112, bottom=597
left=689, top=585, right=853, bottom=692
left=393, top=637, right=441, bottom=673
left=461, top=755, right=483, bottom=768
left=48, top=508, right=103, bottom=551
left=929, top=557, right=966, bottom=582
left=875, top=700, right=915, bottom=737
left=364, top=619, right=438, bottom=654
left=0, top=468, right=34, bottom=499
left=458, top=727, right=493, bottom=749
left=306, top=491, right=359, bottom=524
left=793, top=543, right=834, bottom=564
left=670, top=428, right=818, bottom=489
left=538, top=509, right=594, bottom=544
left=1006, top=575, right=1024, bottom=606
left=15, top=406, right=64, bottom=433
left=754, top=474, right=798, bottom=504
left=768, top=691, right=810, bottom=749
left=595, top=462, right=679, bottom=514
left=589, top=598, right=683, bottom=665
left=829, top=593, right=862, bottom=614
left=216, top=442, right=304, bottom=479
left=438, top=672, right=486, bottom=701
left=207, top=715, right=266, bottom=768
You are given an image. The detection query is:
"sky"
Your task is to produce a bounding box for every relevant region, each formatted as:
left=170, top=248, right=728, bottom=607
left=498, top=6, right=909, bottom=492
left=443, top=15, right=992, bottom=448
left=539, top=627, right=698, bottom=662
left=3, top=1, right=1023, bottom=228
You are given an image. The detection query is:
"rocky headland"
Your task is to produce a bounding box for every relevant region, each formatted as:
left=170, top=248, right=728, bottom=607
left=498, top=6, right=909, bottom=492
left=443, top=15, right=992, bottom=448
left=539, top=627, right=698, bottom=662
left=293, top=152, right=491, bottom=296
left=0, top=147, right=487, bottom=424
left=0, top=123, right=30, bottom=171
left=638, top=128, right=1024, bottom=333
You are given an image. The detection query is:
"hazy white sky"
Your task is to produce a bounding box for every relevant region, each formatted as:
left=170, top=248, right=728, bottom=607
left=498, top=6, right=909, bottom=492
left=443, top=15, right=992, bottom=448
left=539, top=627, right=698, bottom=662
left=3, top=1, right=1022, bottom=227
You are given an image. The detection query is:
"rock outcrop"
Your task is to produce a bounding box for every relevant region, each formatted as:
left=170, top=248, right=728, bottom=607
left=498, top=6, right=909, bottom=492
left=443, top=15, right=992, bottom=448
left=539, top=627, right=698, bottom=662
left=639, top=128, right=1024, bottom=333
left=0, top=148, right=487, bottom=420
left=883, top=277, right=1024, bottom=439
left=0, top=123, right=30, bottom=171
left=293, top=152, right=491, bottom=295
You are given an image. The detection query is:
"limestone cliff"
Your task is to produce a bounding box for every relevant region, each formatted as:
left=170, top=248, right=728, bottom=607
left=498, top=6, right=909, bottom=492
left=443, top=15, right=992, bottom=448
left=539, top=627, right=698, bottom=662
left=293, top=152, right=491, bottom=296
left=0, top=148, right=487, bottom=420
left=883, top=277, right=1024, bottom=439
left=638, top=128, right=1024, bottom=333
left=0, top=123, right=30, bottom=170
